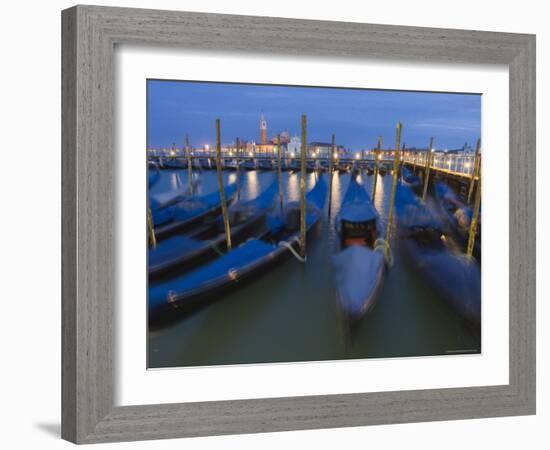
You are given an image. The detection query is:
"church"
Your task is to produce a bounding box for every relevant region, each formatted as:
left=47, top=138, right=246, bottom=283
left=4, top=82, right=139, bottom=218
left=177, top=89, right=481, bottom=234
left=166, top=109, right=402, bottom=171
left=247, top=114, right=289, bottom=155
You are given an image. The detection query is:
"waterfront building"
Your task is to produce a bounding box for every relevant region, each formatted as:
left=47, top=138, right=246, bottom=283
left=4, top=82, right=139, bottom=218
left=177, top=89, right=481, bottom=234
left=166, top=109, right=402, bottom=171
left=255, top=113, right=283, bottom=155
left=308, top=141, right=346, bottom=158
left=287, top=135, right=301, bottom=158
left=259, top=113, right=267, bottom=145
left=279, top=130, right=290, bottom=145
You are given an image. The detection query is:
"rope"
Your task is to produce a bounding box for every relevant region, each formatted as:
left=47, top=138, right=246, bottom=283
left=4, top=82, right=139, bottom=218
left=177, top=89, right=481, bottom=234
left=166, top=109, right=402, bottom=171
left=279, top=237, right=307, bottom=263
left=374, top=237, right=394, bottom=268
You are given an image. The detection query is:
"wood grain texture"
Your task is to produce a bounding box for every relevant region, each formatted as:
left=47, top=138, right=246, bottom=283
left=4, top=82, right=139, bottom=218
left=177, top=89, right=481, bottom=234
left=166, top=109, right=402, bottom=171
left=61, top=5, right=536, bottom=444
left=61, top=7, right=77, bottom=443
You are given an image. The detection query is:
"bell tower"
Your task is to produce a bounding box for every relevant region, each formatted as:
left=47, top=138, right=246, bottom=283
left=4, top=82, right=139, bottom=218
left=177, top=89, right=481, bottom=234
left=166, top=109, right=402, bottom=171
left=259, top=113, right=267, bottom=145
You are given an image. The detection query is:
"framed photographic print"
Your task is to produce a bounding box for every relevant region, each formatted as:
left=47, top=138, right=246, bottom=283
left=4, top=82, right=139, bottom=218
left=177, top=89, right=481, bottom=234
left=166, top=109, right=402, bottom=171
left=62, top=5, right=536, bottom=444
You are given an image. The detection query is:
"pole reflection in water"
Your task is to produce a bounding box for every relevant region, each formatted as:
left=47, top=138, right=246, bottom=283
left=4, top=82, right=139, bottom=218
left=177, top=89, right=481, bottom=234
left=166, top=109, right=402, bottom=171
left=169, top=172, right=182, bottom=190
left=148, top=168, right=481, bottom=368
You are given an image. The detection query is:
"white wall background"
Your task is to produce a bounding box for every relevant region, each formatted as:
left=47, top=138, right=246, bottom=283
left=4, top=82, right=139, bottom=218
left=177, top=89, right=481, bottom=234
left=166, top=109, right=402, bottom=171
left=0, top=0, right=546, bottom=448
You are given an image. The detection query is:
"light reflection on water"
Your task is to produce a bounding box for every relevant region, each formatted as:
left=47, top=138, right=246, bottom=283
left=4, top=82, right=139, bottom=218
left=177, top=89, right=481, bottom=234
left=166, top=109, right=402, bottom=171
left=148, top=168, right=480, bottom=368
left=245, top=171, right=259, bottom=200
left=373, top=173, right=386, bottom=225
left=169, top=172, right=183, bottom=190
left=287, top=172, right=299, bottom=202
left=327, top=171, right=345, bottom=249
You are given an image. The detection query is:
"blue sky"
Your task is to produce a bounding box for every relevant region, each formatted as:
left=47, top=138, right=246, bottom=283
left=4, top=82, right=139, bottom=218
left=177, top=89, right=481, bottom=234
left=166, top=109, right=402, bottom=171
left=147, top=80, right=481, bottom=151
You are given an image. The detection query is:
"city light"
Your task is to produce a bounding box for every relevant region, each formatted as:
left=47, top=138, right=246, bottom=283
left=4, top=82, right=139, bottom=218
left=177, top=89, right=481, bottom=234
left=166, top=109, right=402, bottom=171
left=355, top=153, right=360, bottom=160
left=204, top=144, right=210, bottom=151
left=248, top=151, right=253, bottom=157
left=333, top=152, right=339, bottom=159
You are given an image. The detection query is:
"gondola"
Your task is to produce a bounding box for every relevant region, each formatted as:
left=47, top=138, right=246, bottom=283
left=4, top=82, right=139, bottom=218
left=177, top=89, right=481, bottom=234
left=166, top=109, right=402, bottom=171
left=434, top=181, right=481, bottom=262
left=148, top=178, right=279, bottom=279
left=149, top=175, right=200, bottom=227
left=377, top=163, right=388, bottom=176
left=401, top=166, right=422, bottom=194
left=147, top=161, right=160, bottom=188
left=224, top=159, right=241, bottom=170
left=152, top=180, right=238, bottom=240
left=241, top=159, right=257, bottom=170
left=161, top=158, right=188, bottom=170
left=337, top=162, right=351, bottom=173
left=149, top=175, right=200, bottom=212
left=332, top=174, right=386, bottom=323
left=197, top=158, right=213, bottom=170
left=318, top=160, right=329, bottom=172
left=395, top=182, right=481, bottom=326
left=257, top=159, right=273, bottom=171
left=288, top=159, right=301, bottom=172
left=306, top=160, right=318, bottom=172
left=148, top=176, right=327, bottom=324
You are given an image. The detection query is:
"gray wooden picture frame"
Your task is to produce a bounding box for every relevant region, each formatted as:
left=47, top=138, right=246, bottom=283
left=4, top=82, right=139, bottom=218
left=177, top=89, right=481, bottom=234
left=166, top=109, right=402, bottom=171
left=61, top=4, right=536, bottom=444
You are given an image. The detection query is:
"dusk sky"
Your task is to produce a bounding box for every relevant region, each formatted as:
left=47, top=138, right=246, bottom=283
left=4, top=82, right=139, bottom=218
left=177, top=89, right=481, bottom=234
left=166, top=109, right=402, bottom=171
left=147, top=80, right=481, bottom=151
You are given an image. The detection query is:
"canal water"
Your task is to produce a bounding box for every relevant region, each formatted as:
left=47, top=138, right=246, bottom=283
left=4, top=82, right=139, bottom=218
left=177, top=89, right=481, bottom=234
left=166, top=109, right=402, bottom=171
left=148, top=167, right=480, bottom=368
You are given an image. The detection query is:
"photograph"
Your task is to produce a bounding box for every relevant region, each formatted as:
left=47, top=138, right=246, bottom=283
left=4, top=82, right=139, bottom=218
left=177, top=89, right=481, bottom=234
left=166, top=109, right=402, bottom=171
left=146, top=79, right=482, bottom=368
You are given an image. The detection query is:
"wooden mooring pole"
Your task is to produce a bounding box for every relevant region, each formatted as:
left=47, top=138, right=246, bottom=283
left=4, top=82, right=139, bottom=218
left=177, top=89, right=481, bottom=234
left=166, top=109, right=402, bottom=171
left=467, top=138, right=481, bottom=204
left=400, top=142, right=406, bottom=179
left=385, top=123, right=402, bottom=247
left=372, top=136, right=382, bottom=202
left=185, top=134, right=193, bottom=195
left=235, top=137, right=241, bottom=201
left=300, top=114, right=307, bottom=258
left=215, top=119, right=232, bottom=250
left=277, top=134, right=284, bottom=213
left=147, top=206, right=156, bottom=248
left=467, top=165, right=481, bottom=257
left=328, top=134, right=335, bottom=217
left=422, top=136, right=434, bottom=202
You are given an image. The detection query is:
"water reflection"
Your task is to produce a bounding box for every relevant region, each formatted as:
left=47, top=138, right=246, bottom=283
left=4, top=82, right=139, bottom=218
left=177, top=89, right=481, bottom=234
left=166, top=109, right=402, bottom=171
left=287, top=173, right=299, bottom=202
left=245, top=171, right=259, bottom=201
left=329, top=171, right=342, bottom=221
left=169, top=172, right=184, bottom=190
left=148, top=168, right=480, bottom=368
left=373, top=173, right=385, bottom=215
left=307, top=172, right=317, bottom=190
